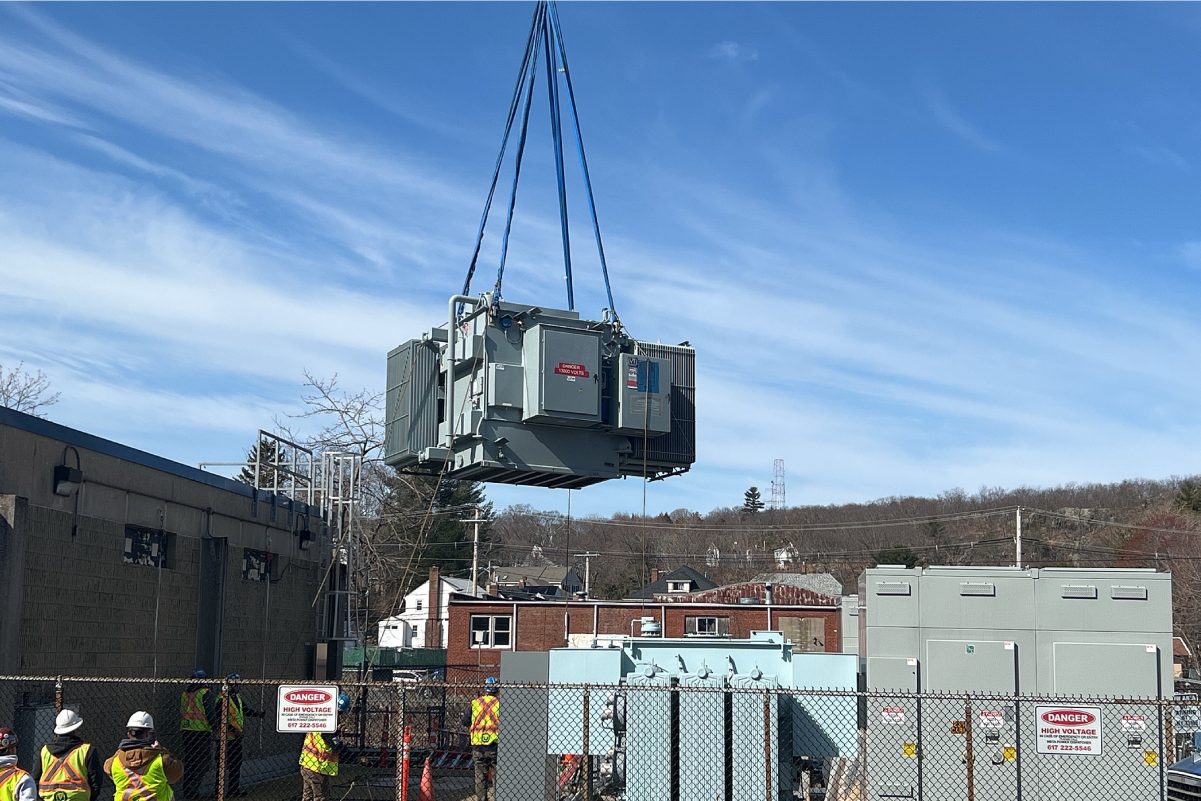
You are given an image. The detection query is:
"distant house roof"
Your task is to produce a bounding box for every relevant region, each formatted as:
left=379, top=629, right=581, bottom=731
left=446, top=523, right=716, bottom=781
left=625, top=566, right=717, bottom=600
left=492, top=566, right=581, bottom=589
left=657, top=572, right=842, bottom=607
left=1175, top=636, right=1192, bottom=658
left=752, top=572, right=844, bottom=597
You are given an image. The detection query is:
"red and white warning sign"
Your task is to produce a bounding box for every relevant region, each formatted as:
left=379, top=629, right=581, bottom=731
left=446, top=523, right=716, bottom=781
left=276, top=685, right=339, bottom=733
left=882, top=706, right=906, bottom=724
left=554, top=362, right=589, bottom=378
left=1035, top=705, right=1102, bottom=755
left=1120, top=714, right=1147, bottom=732
left=979, top=710, right=1004, bottom=729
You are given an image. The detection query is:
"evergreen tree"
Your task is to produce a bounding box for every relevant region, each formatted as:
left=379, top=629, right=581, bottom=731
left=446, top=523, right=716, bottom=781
left=238, top=439, right=280, bottom=489
left=1175, top=480, right=1201, bottom=513
left=743, top=486, right=764, bottom=514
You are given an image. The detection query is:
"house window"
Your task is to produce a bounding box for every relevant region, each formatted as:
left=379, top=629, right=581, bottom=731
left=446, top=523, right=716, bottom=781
left=124, top=525, right=173, bottom=569
left=684, top=616, right=729, bottom=636
left=666, top=580, right=691, bottom=593
left=242, top=548, right=275, bottom=582
left=416, top=599, right=423, bottom=611
left=413, top=625, right=420, bottom=642
left=778, top=617, right=826, bottom=652
left=470, top=615, right=512, bottom=649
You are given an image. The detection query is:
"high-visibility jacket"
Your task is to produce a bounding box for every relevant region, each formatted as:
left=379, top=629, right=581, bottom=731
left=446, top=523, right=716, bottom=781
left=469, top=695, right=499, bottom=746
left=0, top=765, right=33, bottom=801
left=110, top=755, right=171, bottom=801
left=38, top=744, right=92, bottom=801
left=298, top=733, right=338, bottom=776
left=219, top=694, right=244, bottom=740
left=179, top=689, right=211, bottom=733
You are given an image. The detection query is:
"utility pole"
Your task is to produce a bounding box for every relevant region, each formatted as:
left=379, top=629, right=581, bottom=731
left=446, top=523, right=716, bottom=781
left=470, top=506, right=483, bottom=597
left=1015, top=506, right=1023, bottom=569
left=575, top=552, right=599, bottom=597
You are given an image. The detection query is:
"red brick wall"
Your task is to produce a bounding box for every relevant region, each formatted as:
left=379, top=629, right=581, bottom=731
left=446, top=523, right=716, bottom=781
left=446, top=600, right=842, bottom=680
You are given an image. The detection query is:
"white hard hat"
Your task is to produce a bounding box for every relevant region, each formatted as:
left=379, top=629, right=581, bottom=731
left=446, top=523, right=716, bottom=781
left=126, top=711, right=155, bottom=730
left=54, top=710, right=83, bottom=735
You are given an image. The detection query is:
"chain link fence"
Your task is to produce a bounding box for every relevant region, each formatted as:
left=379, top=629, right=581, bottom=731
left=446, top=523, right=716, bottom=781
left=3, top=676, right=1200, bottom=800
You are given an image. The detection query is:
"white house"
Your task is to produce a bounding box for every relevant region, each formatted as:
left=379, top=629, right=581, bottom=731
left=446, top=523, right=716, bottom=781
left=377, top=567, right=478, bottom=649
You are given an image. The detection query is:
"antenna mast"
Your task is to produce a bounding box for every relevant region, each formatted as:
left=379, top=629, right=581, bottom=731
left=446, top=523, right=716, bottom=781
left=770, top=459, right=786, bottom=510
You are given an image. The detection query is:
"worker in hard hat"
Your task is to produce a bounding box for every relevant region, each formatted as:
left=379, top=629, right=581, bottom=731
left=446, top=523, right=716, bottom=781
left=32, top=710, right=102, bottom=801
left=460, top=677, right=499, bottom=801
left=0, top=728, right=37, bottom=801
left=298, top=695, right=352, bottom=801
left=178, top=670, right=215, bottom=799
left=103, top=713, right=183, bottom=801
left=216, top=674, right=264, bottom=797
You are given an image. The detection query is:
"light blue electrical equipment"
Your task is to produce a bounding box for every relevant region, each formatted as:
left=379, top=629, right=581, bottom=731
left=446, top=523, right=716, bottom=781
left=731, top=668, right=783, bottom=801
left=545, top=647, right=628, bottom=756
left=679, top=660, right=725, bottom=801
left=543, top=633, right=858, bottom=801
left=792, top=652, right=860, bottom=759
left=624, top=664, right=673, bottom=801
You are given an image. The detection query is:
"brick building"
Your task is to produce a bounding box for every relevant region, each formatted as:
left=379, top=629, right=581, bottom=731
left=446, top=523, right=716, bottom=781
left=445, top=582, right=844, bottom=680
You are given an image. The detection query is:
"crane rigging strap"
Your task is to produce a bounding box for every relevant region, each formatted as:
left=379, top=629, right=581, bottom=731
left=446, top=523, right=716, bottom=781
left=459, top=0, right=620, bottom=324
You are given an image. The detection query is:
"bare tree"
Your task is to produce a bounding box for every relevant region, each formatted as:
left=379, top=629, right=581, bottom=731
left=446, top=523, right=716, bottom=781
left=0, top=362, right=60, bottom=418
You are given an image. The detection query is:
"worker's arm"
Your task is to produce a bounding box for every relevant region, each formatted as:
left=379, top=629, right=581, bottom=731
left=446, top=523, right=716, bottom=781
left=102, top=755, right=115, bottom=779
left=14, top=773, right=37, bottom=801
left=85, top=746, right=105, bottom=799
left=159, top=752, right=185, bottom=785
left=203, top=691, right=219, bottom=730
left=30, top=752, right=42, bottom=784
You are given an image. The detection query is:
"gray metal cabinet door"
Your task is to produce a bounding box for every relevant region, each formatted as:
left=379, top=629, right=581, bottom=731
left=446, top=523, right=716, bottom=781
left=540, top=328, right=600, bottom=416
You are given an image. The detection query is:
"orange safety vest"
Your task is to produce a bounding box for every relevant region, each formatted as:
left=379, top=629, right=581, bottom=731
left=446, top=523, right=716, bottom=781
left=179, top=690, right=211, bottom=733
left=1, top=766, right=32, bottom=801
left=217, top=695, right=244, bottom=740
left=469, top=695, right=499, bottom=746
left=39, top=744, right=91, bottom=801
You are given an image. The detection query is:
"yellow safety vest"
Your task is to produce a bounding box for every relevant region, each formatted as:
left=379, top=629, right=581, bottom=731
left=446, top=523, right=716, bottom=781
left=179, top=689, right=211, bottom=733
left=1, top=766, right=32, bottom=801
left=219, top=695, right=244, bottom=740
left=298, top=733, right=338, bottom=776
left=110, top=755, right=171, bottom=801
left=39, top=745, right=91, bottom=801
left=469, top=696, right=499, bottom=746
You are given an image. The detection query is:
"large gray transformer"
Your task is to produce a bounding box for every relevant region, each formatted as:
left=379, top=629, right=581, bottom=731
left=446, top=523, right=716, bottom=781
left=384, top=295, right=695, bottom=488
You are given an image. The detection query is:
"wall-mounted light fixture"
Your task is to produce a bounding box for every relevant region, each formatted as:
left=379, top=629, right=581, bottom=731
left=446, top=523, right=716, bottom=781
left=53, top=447, right=83, bottom=496
left=54, top=446, right=84, bottom=536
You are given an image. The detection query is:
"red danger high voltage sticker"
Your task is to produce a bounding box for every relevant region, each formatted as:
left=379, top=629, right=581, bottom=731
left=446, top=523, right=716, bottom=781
left=554, top=362, right=589, bottom=377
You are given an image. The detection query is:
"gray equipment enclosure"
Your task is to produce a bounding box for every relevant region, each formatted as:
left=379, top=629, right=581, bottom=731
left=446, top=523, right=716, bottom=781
left=385, top=296, right=695, bottom=488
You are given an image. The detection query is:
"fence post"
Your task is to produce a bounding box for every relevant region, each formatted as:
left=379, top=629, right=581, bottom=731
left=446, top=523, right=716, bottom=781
left=582, top=686, right=591, bottom=801
left=964, top=699, right=974, bottom=801
left=217, top=680, right=229, bottom=801
left=1013, top=692, right=1023, bottom=801
left=1158, top=649, right=1166, bottom=801
left=395, top=684, right=407, bottom=801
left=54, top=676, right=62, bottom=714
left=763, top=691, right=772, bottom=801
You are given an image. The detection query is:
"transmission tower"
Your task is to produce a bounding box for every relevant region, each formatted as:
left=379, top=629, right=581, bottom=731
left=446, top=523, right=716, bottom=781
left=770, top=459, right=786, bottom=510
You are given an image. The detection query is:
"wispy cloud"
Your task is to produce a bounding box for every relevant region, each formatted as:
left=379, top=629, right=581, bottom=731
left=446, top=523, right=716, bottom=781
left=923, top=86, right=1001, bottom=152
left=1128, top=141, right=1188, bottom=171
left=709, top=41, right=758, bottom=62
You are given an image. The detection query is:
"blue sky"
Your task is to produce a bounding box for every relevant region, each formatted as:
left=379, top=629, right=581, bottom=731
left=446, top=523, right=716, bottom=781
left=2, top=2, right=1201, bottom=517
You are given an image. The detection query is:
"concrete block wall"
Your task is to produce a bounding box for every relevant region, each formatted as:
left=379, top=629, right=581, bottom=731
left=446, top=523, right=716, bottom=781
left=17, top=505, right=201, bottom=676
left=0, top=407, right=329, bottom=681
